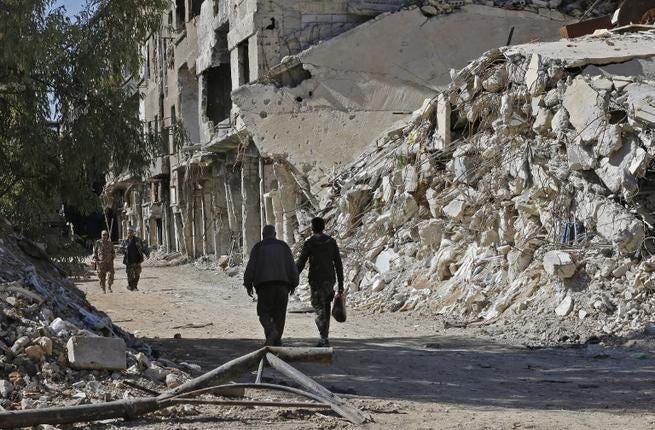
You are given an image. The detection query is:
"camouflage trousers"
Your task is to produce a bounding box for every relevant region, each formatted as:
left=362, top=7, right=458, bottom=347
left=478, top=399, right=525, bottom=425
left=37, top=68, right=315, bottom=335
left=310, top=281, right=335, bottom=339
left=125, top=264, right=142, bottom=291
left=97, top=267, right=114, bottom=292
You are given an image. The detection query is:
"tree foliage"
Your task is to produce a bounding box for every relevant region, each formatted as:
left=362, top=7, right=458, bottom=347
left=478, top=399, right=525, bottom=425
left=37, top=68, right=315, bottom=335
left=0, top=0, right=166, bottom=237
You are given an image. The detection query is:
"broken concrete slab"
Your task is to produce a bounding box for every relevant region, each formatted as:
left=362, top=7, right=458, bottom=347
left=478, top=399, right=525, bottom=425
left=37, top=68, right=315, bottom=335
left=418, top=219, right=444, bottom=250
left=582, top=57, right=655, bottom=81
left=623, top=82, right=655, bottom=126
left=555, top=295, right=574, bottom=317
left=543, top=251, right=576, bottom=279
left=566, top=138, right=596, bottom=170
left=563, top=77, right=606, bottom=143
left=234, top=5, right=563, bottom=195
left=505, top=32, right=655, bottom=68
left=66, top=336, right=127, bottom=370
left=594, top=135, right=640, bottom=197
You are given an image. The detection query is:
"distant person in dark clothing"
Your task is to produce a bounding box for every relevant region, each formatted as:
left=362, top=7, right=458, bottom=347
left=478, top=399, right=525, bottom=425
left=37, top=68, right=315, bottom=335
left=120, top=226, right=148, bottom=291
left=297, top=217, right=344, bottom=347
left=244, top=225, right=299, bottom=346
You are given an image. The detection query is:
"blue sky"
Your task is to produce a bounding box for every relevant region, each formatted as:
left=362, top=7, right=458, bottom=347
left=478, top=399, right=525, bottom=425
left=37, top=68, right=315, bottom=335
left=56, top=0, right=86, bottom=17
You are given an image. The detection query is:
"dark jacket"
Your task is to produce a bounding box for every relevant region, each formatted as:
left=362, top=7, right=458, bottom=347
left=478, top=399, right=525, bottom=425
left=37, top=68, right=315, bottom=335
left=244, top=238, right=299, bottom=289
left=120, top=236, right=148, bottom=265
left=297, top=233, right=344, bottom=287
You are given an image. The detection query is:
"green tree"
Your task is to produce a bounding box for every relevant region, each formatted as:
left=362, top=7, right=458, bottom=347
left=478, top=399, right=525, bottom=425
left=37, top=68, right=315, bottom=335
left=0, top=0, right=166, bottom=239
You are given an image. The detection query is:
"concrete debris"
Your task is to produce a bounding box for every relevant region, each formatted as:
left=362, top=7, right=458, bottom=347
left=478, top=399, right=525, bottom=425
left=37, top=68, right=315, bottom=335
left=555, top=295, right=574, bottom=317
left=0, top=220, right=190, bottom=413
left=315, top=30, right=655, bottom=344
left=543, top=251, right=576, bottom=279
left=66, top=337, right=127, bottom=370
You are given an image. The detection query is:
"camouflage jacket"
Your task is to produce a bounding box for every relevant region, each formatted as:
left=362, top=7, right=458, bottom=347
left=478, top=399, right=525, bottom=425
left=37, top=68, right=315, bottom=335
left=93, top=239, right=115, bottom=269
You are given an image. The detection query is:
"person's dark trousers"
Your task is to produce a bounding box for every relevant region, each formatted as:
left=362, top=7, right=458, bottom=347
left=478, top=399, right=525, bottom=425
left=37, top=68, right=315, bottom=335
left=255, top=284, right=289, bottom=346
left=310, top=281, right=335, bottom=340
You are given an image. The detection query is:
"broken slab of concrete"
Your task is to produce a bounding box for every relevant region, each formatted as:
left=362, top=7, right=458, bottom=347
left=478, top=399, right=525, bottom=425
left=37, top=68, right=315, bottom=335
left=505, top=31, right=655, bottom=68
left=543, top=251, right=576, bottom=278
left=66, top=336, right=127, bottom=370
left=563, top=76, right=606, bottom=143
left=234, top=5, right=564, bottom=195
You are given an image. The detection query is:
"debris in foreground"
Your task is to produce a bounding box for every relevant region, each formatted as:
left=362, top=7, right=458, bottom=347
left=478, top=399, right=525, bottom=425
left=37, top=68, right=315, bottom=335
left=0, top=346, right=370, bottom=428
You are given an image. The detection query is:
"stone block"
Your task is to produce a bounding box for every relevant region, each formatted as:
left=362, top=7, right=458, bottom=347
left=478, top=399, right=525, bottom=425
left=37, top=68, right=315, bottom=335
left=566, top=139, right=596, bottom=171
left=66, top=336, right=127, bottom=370
left=563, top=77, right=606, bottom=143
left=533, top=107, right=553, bottom=134
left=418, top=219, right=444, bottom=250
left=555, top=295, right=574, bottom=317
left=543, top=250, right=576, bottom=279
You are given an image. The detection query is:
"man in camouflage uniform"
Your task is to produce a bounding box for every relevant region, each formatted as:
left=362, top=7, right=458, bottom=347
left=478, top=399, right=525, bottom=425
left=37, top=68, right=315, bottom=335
left=93, top=230, right=115, bottom=293
left=297, top=217, right=344, bottom=347
left=121, top=226, right=148, bottom=291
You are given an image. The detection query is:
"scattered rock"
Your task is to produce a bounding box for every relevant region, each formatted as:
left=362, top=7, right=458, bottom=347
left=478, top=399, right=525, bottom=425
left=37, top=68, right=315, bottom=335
left=543, top=251, right=576, bottom=279
left=556, top=295, right=574, bottom=317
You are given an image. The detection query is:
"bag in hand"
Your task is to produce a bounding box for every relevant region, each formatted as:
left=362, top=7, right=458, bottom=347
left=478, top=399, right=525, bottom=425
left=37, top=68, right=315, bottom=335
left=89, top=260, right=97, bottom=271
left=331, top=292, right=347, bottom=323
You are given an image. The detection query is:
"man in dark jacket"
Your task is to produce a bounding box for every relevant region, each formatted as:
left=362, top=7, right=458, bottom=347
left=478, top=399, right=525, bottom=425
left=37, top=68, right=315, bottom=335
left=244, top=225, right=299, bottom=346
left=120, top=226, right=148, bottom=291
left=297, top=217, right=344, bottom=347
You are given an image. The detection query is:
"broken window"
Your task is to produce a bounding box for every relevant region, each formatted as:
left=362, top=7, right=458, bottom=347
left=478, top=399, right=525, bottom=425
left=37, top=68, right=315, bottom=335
left=190, top=0, right=202, bottom=19
left=178, top=65, right=200, bottom=145
left=205, top=64, right=232, bottom=125
left=175, top=0, right=185, bottom=30
left=237, top=39, right=250, bottom=86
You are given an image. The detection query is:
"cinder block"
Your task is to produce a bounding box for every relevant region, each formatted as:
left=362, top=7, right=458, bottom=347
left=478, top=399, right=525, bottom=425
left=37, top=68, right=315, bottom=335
left=66, top=336, right=127, bottom=370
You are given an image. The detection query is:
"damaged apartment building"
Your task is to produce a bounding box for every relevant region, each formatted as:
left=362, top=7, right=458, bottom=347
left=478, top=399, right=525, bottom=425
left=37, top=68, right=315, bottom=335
left=103, top=0, right=605, bottom=261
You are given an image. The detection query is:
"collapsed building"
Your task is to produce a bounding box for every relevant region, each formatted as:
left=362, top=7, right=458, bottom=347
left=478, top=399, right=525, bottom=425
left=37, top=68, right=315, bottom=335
left=103, top=0, right=589, bottom=261
left=296, top=29, right=655, bottom=343
left=0, top=218, right=193, bottom=411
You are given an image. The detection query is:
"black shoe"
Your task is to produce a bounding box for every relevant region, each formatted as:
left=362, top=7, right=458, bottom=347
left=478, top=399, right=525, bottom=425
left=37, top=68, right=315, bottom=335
left=316, top=338, right=329, bottom=347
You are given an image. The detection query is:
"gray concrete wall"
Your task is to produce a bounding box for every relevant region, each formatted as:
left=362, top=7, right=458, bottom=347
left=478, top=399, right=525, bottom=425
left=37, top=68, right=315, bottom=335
left=233, top=5, right=565, bottom=196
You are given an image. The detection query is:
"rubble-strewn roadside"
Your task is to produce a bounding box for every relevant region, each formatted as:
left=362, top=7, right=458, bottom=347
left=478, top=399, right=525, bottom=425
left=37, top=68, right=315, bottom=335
left=313, top=29, right=655, bottom=345
left=0, top=219, right=190, bottom=413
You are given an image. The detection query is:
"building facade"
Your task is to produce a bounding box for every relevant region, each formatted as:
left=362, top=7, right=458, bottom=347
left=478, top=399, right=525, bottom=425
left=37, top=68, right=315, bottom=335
left=103, top=0, right=408, bottom=261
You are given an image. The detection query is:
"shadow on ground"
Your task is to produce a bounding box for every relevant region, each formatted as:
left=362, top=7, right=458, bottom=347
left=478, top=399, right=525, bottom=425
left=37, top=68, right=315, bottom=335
left=143, top=334, right=655, bottom=413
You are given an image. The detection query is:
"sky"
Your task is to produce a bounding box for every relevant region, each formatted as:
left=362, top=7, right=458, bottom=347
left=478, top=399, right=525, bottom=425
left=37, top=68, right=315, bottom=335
left=55, top=0, right=86, bottom=17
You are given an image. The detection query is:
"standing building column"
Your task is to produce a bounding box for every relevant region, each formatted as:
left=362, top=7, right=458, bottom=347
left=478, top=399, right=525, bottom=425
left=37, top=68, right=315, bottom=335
left=241, top=147, right=261, bottom=261
left=273, top=163, right=298, bottom=247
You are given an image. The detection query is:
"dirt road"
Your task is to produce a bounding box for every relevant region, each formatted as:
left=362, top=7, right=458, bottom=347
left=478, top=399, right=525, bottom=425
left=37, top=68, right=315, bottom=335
left=76, top=262, right=655, bottom=429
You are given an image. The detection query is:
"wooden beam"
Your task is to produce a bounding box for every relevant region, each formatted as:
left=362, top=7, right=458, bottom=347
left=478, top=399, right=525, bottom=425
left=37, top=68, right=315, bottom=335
left=265, top=352, right=371, bottom=424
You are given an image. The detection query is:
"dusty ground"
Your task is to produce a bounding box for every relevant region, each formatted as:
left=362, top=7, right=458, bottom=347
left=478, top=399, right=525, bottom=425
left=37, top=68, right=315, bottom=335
left=74, top=261, right=655, bottom=429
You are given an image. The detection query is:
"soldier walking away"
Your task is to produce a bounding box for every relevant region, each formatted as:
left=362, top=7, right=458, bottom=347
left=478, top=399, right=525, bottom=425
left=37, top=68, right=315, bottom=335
left=121, top=226, right=149, bottom=291
left=297, top=217, right=344, bottom=347
left=244, top=225, right=299, bottom=346
left=93, top=230, right=115, bottom=293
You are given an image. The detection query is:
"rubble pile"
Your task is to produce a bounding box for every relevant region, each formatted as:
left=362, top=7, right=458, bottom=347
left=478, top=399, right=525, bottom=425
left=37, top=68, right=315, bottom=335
left=321, top=30, right=655, bottom=343
left=423, top=0, right=619, bottom=17
left=0, top=218, right=190, bottom=411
